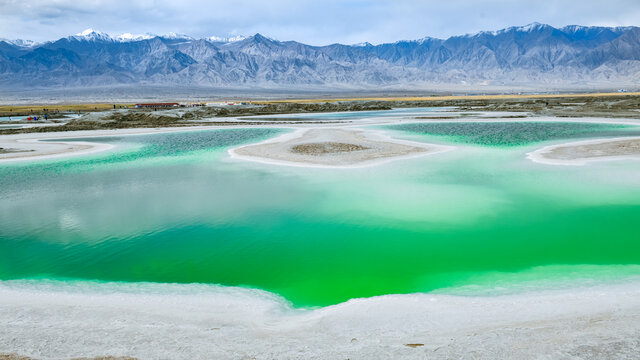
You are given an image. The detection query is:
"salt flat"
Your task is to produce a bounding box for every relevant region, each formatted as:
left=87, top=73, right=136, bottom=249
left=3, top=110, right=640, bottom=360
left=528, top=137, right=640, bottom=165
left=230, top=127, right=452, bottom=168
left=2, top=280, right=639, bottom=359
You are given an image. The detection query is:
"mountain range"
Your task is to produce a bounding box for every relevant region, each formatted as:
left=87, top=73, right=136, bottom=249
left=2, top=23, right=640, bottom=90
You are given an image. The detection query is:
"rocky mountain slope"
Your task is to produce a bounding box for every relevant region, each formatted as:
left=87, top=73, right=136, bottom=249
left=1, top=23, right=639, bottom=89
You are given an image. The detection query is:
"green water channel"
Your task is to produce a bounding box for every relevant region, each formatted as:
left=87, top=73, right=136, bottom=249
left=1, top=121, right=640, bottom=306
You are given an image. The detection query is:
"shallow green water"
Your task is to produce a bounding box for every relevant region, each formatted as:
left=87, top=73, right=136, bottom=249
left=387, top=121, right=640, bottom=146
left=1, top=121, right=640, bottom=306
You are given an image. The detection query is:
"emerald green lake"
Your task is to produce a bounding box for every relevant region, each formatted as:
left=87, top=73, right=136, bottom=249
left=2, top=118, right=640, bottom=307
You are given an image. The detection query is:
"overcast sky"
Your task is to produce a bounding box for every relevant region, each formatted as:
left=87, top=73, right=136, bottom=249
left=1, top=0, right=640, bottom=45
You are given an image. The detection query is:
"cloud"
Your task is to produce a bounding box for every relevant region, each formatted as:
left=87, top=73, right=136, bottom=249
left=1, top=0, right=639, bottom=44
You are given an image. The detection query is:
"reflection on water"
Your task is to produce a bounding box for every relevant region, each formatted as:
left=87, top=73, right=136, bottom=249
left=1, top=121, right=640, bottom=306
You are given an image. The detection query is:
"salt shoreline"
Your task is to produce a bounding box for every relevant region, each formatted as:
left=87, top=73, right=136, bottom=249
left=0, top=124, right=454, bottom=168
left=0, top=126, right=238, bottom=163
left=528, top=136, right=640, bottom=165
left=229, top=127, right=454, bottom=168
left=0, top=123, right=368, bottom=164
left=1, top=280, right=639, bottom=359
left=0, top=125, right=303, bottom=163
left=2, top=116, right=640, bottom=165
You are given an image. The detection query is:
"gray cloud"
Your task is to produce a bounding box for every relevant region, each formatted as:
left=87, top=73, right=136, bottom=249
left=1, top=0, right=639, bottom=44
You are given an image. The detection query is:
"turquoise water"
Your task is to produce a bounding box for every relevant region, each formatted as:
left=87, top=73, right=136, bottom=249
left=385, top=121, right=640, bottom=146
left=1, top=120, right=640, bottom=307
left=241, top=107, right=455, bottom=120
left=0, top=114, right=80, bottom=122
left=0, top=116, right=28, bottom=122
left=0, top=115, right=69, bottom=122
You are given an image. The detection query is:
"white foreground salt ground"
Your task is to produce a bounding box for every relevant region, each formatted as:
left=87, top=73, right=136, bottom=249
left=1, top=281, right=640, bottom=359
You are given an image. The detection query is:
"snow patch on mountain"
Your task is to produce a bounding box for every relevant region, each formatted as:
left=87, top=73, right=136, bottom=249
left=207, top=35, right=247, bottom=43
left=70, top=28, right=113, bottom=42
left=0, top=38, right=38, bottom=47
left=116, top=33, right=156, bottom=42
left=65, top=28, right=197, bottom=42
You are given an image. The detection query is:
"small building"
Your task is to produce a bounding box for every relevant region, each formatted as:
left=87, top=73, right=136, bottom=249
left=134, top=103, right=179, bottom=109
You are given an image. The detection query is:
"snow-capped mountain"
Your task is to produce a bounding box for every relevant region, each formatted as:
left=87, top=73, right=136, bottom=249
left=207, top=35, right=247, bottom=43
left=63, top=29, right=193, bottom=43
left=116, top=33, right=157, bottom=42
left=0, top=38, right=39, bottom=48
left=1, top=23, right=640, bottom=89
left=67, top=28, right=114, bottom=42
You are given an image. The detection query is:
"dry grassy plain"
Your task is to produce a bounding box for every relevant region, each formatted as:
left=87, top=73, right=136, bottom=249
left=2, top=92, right=640, bottom=135
left=3, top=92, right=640, bottom=116
left=0, top=104, right=134, bottom=116
left=255, top=92, right=640, bottom=104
